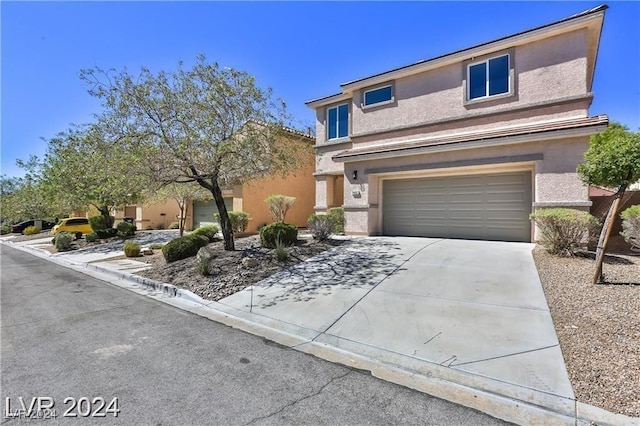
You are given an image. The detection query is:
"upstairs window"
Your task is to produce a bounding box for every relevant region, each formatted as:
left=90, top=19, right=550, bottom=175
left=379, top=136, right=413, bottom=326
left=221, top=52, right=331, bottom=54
left=363, top=85, right=393, bottom=107
left=327, top=103, right=349, bottom=140
left=468, top=54, right=510, bottom=100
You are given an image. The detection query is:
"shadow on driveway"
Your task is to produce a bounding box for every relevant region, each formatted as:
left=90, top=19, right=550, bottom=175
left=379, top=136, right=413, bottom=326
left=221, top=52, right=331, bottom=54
left=252, top=238, right=408, bottom=307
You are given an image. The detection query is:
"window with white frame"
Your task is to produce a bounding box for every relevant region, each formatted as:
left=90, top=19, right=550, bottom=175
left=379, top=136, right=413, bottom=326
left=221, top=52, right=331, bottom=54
left=467, top=54, right=510, bottom=100
left=363, top=85, right=393, bottom=107
left=327, top=103, right=349, bottom=140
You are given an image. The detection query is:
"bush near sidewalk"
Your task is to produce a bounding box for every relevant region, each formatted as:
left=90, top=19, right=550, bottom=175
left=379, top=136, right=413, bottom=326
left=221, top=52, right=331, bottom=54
left=620, top=205, right=640, bottom=250
left=307, top=214, right=333, bottom=241
left=123, top=241, right=141, bottom=257
left=53, top=232, right=73, bottom=251
left=530, top=208, right=599, bottom=256
left=260, top=222, right=297, bottom=248
left=162, top=234, right=209, bottom=263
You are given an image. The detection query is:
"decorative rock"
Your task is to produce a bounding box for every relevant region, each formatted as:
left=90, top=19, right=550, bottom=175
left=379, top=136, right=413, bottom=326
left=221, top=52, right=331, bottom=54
left=141, top=247, right=154, bottom=255
left=196, top=246, right=216, bottom=263
left=241, top=257, right=258, bottom=268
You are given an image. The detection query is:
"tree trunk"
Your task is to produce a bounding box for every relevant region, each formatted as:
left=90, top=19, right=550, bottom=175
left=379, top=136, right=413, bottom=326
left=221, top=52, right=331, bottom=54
left=99, top=206, right=113, bottom=229
left=175, top=198, right=185, bottom=237
left=593, top=184, right=627, bottom=284
left=211, top=180, right=235, bottom=251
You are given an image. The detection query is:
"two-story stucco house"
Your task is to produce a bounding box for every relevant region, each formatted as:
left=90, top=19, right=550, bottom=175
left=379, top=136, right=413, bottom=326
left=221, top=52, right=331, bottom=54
left=307, top=5, right=608, bottom=242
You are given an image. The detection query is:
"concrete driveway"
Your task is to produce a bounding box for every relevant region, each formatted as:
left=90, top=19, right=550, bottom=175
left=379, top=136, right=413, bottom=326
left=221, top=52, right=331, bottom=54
left=218, top=237, right=575, bottom=424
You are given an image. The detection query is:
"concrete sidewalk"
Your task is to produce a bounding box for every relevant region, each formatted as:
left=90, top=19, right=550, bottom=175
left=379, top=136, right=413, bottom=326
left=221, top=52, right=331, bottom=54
left=2, top=235, right=637, bottom=426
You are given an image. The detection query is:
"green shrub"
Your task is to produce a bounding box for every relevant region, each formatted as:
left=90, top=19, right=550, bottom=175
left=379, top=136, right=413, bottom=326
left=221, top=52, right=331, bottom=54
left=117, top=221, right=136, bottom=237
left=191, top=224, right=220, bottom=242
left=197, top=256, right=210, bottom=276
left=123, top=242, right=141, bottom=257
left=213, top=211, right=250, bottom=233
left=88, top=215, right=113, bottom=231
left=620, top=205, right=640, bottom=250
left=85, top=232, right=98, bottom=243
left=0, top=223, right=10, bottom=235
left=54, top=232, right=73, bottom=252
left=168, top=221, right=180, bottom=229
left=327, top=207, right=344, bottom=234
left=96, top=228, right=118, bottom=239
left=149, top=243, right=164, bottom=250
left=274, top=238, right=289, bottom=262
left=162, top=234, right=209, bottom=263
left=23, top=225, right=40, bottom=235
left=530, top=208, right=599, bottom=256
left=307, top=214, right=333, bottom=241
left=264, top=195, right=296, bottom=222
left=260, top=222, right=298, bottom=248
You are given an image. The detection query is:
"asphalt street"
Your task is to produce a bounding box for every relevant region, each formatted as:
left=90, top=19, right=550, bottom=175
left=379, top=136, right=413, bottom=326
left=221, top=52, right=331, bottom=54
left=1, top=245, right=510, bottom=425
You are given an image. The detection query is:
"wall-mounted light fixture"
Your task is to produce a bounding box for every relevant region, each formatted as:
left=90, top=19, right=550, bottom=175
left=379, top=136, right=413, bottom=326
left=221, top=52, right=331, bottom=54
left=352, top=170, right=358, bottom=180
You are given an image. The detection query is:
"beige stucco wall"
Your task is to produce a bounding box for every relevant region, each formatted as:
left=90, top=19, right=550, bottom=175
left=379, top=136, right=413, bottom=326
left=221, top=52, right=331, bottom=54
left=314, top=29, right=589, bottom=146
left=240, top=158, right=316, bottom=232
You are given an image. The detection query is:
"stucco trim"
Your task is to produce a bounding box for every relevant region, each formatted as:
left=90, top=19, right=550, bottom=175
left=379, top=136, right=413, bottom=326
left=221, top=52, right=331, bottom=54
left=314, top=139, right=353, bottom=151
left=334, top=116, right=607, bottom=163
left=343, top=205, right=371, bottom=211
left=350, top=93, right=593, bottom=140
left=533, top=201, right=593, bottom=207
left=363, top=154, right=543, bottom=176
left=313, top=171, right=344, bottom=177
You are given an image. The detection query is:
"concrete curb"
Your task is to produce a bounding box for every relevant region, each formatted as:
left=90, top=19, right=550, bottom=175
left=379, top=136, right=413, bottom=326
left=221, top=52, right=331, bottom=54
left=2, top=239, right=638, bottom=426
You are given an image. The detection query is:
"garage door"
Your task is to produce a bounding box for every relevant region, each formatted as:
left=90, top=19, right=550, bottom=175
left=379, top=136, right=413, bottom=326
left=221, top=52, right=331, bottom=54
left=193, top=198, right=233, bottom=229
left=383, top=171, right=532, bottom=242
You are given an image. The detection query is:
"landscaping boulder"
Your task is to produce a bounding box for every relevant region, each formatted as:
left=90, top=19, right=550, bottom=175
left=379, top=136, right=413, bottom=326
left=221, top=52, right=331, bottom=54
left=241, top=257, right=258, bottom=268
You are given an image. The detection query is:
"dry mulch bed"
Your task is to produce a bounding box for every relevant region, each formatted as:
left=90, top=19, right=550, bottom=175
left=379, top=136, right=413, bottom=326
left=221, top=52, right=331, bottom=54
left=533, top=246, right=639, bottom=417
left=136, top=235, right=344, bottom=302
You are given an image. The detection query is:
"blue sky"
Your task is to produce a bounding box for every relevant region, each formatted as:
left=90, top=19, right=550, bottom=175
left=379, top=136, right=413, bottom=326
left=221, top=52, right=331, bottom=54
left=1, top=1, right=639, bottom=178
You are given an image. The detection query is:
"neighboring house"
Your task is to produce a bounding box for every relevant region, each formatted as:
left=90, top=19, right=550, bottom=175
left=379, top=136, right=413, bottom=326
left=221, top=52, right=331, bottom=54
left=306, top=5, right=608, bottom=242
left=116, top=126, right=316, bottom=232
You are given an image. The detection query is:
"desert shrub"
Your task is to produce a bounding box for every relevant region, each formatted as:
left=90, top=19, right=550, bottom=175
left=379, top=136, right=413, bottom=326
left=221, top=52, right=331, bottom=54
left=327, top=207, right=344, bottom=234
left=0, top=223, right=11, bottom=235
left=260, top=222, right=298, bottom=248
left=162, top=234, right=209, bottom=263
left=213, top=211, right=249, bottom=233
left=23, top=225, right=40, bottom=235
left=168, top=221, right=180, bottom=229
left=191, top=224, right=220, bottom=242
left=89, top=215, right=114, bottom=232
left=620, top=205, right=640, bottom=250
left=530, top=208, right=599, bottom=256
left=265, top=195, right=296, bottom=223
left=54, top=232, right=73, bottom=252
left=123, top=241, right=141, bottom=257
left=96, top=228, right=118, bottom=239
left=307, top=214, right=333, bottom=241
left=274, top=238, right=289, bottom=262
left=149, top=243, right=164, bottom=250
left=85, top=232, right=98, bottom=243
left=117, top=221, right=136, bottom=237
left=197, top=256, right=210, bottom=276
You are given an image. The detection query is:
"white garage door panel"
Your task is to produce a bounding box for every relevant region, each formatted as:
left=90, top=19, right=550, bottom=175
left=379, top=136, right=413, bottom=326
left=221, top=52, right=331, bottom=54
left=383, top=171, right=532, bottom=242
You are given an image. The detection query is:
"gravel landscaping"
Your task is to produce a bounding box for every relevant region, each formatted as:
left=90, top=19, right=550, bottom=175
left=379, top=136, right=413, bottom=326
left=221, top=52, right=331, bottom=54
left=533, top=246, right=639, bottom=417
left=136, top=235, right=344, bottom=301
